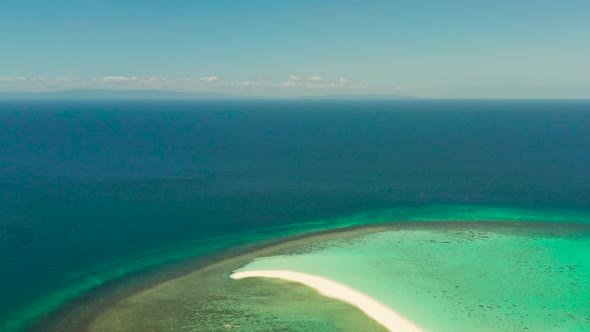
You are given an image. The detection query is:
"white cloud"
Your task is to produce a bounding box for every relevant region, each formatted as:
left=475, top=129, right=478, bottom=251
left=232, top=80, right=252, bottom=87
left=102, top=76, right=137, bottom=82
left=200, top=76, right=220, bottom=83
left=276, top=75, right=369, bottom=89
left=0, top=74, right=372, bottom=94
left=98, top=76, right=175, bottom=85
left=0, top=76, right=26, bottom=81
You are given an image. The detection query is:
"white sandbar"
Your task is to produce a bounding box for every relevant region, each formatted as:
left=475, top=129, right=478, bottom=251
left=230, top=270, right=423, bottom=332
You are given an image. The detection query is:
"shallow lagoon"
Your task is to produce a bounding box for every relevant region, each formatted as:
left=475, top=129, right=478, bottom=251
left=237, top=222, right=590, bottom=331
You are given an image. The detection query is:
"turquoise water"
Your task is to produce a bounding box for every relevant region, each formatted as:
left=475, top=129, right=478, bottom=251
left=2, top=100, right=589, bottom=330
left=236, top=221, right=590, bottom=331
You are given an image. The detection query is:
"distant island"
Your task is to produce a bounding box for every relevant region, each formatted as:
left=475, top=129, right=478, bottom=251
left=0, top=89, right=417, bottom=100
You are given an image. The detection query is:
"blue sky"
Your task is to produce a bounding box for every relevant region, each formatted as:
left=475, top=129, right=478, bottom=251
left=1, top=0, right=589, bottom=97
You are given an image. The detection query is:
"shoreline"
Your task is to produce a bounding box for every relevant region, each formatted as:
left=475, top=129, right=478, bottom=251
left=231, top=270, right=423, bottom=332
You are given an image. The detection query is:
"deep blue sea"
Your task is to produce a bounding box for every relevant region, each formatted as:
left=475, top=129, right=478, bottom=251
left=1, top=99, right=589, bottom=330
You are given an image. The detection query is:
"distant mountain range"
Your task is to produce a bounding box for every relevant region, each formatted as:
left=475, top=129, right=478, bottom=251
left=0, top=89, right=417, bottom=100
left=0, top=89, right=242, bottom=100
left=298, top=94, right=418, bottom=100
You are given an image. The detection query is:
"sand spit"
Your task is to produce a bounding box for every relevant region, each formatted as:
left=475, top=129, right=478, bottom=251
left=231, top=270, right=423, bottom=332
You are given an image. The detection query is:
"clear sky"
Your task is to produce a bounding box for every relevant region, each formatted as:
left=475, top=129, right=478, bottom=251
left=1, top=0, right=589, bottom=98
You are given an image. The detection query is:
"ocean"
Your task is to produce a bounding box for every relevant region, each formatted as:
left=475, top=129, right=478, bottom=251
left=1, top=99, right=589, bottom=330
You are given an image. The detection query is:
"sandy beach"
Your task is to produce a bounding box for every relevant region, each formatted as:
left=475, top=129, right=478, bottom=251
left=231, top=269, right=423, bottom=332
